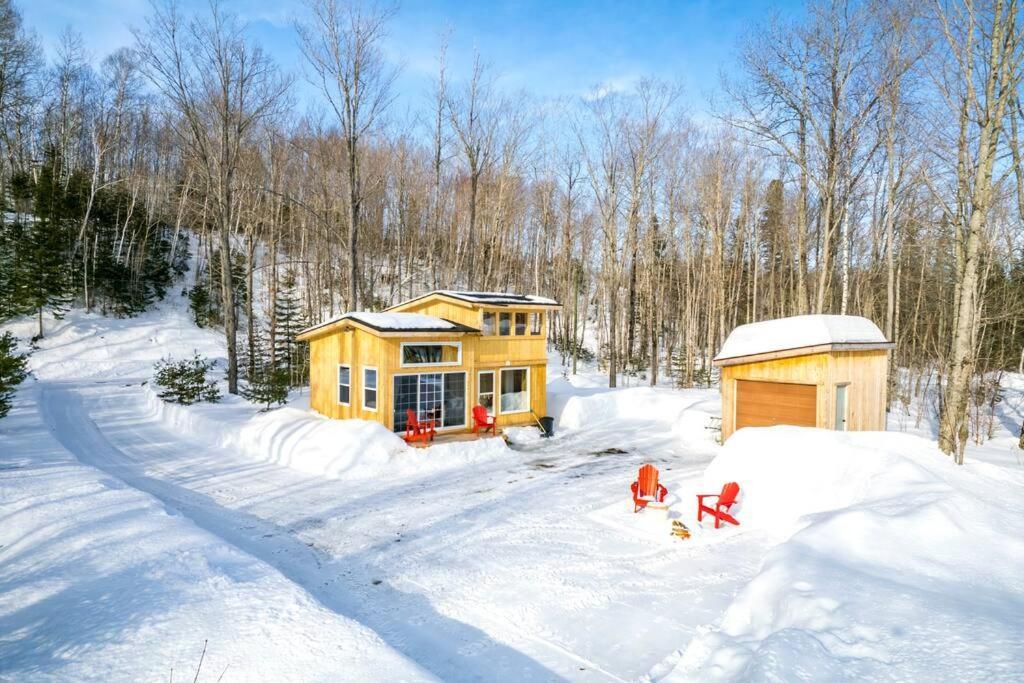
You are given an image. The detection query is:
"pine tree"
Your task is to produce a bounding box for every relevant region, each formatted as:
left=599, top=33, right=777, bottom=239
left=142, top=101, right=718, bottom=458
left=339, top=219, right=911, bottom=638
left=17, top=216, right=73, bottom=338
left=242, top=363, right=289, bottom=410
left=188, top=282, right=213, bottom=327
left=0, top=332, right=28, bottom=418
left=272, top=269, right=308, bottom=386
left=14, top=150, right=74, bottom=337
left=153, top=353, right=221, bottom=405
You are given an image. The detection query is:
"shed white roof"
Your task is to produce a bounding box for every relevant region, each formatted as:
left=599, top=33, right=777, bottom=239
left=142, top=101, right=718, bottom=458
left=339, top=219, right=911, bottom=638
left=715, top=315, right=889, bottom=361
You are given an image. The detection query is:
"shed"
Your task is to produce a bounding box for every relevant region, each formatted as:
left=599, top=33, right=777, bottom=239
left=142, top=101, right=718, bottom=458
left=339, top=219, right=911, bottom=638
left=713, top=315, right=894, bottom=441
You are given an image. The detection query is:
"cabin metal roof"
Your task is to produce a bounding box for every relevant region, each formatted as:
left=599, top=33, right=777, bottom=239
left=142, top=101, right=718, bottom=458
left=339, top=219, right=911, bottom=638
left=297, top=311, right=479, bottom=340
left=387, top=290, right=560, bottom=311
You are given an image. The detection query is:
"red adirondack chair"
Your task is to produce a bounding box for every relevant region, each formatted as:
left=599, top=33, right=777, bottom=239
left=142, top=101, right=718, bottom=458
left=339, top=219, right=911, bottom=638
left=471, top=405, right=496, bottom=435
left=631, top=464, right=668, bottom=513
left=404, top=408, right=436, bottom=444
left=697, top=482, right=741, bottom=528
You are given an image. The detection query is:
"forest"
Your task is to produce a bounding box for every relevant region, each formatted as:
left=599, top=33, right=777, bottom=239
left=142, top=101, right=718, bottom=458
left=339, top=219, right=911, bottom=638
left=0, top=0, right=1021, bottom=462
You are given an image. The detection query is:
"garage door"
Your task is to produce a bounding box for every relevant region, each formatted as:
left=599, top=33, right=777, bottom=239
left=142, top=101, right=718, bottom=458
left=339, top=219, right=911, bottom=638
left=735, top=380, right=817, bottom=430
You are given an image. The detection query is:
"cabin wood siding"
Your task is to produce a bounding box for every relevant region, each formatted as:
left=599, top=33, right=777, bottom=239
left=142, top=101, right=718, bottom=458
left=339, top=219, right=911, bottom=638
left=720, top=349, right=888, bottom=441
left=393, top=298, right=480, bottom=328
left=306, top=298, right=551, bottom=432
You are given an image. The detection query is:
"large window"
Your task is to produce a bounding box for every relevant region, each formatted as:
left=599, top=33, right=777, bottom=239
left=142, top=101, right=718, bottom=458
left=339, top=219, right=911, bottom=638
left=363, top=367, right=378, bottom=411
left=337, top=365, right=351, bottom=405
left=482, top=311, right=496, bottom=335
left=392, top=371, right=466, bottom=432
left=478, top=371, right=495, bottom=412
left=514, top=312, right=527, bottom=335
left=500, top=367, right=529, bottom=414
left=530, top=312, right=541, bottom=335
left=498, top=312, right=511, bottom=336
left=400, top=342, right=461, bottom=367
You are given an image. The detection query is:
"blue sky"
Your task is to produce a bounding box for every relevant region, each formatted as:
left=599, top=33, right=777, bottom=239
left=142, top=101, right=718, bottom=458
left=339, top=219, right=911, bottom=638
left=23, top=0, right=804, bottom=116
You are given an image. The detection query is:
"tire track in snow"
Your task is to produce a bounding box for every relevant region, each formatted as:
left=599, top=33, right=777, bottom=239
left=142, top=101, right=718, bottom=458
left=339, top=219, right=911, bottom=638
left=38, top=382, right=577, bottom=682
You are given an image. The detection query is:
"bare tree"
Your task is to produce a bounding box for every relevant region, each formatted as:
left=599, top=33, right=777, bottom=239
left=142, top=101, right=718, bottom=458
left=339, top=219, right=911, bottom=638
left=0, top=0, right=40, bottom=195
left=933, top=0, right=1022, bottom=462
left=135, top=0, right=289, bottom=394
left=446, top=52, right=498, bottom=290
left=297, top=0, right=397, bottom=310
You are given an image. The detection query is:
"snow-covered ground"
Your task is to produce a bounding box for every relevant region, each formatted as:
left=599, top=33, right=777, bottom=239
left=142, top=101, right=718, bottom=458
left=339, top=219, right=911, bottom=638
left=2, top=296, right=1023, bottom=681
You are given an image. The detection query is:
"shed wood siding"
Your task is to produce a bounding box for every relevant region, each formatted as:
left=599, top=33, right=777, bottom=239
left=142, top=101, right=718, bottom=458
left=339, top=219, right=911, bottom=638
left=735, top=380, right=817, bottom=430
left=720, top=349, right=889, bottom=441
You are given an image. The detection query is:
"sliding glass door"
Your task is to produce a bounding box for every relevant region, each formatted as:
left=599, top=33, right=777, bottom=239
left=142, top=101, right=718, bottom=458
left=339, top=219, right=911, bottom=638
left=393, top=371, right=466, bottom=432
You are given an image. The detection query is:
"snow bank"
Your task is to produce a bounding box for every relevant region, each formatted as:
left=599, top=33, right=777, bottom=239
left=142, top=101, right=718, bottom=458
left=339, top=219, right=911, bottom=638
left=701, top=427, right=941, bottom=532
left=504, top=425, right=544, bottom=446
left=671, top=395, right=722, bottom=452
left=144, top=387, right=510, bottom=480
left=715, top=314, right=888, bottom=361
left=553, top=385, right=721, bottom=454
left=662, top=428, right=1024, bottom=681
left=557, top=386, right=707, bottom=431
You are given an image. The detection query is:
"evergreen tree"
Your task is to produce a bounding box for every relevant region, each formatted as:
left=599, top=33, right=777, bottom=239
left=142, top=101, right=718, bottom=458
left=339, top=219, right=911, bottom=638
left=153, top=353, right=221, bottom=405
left=242, top=363, right=289, bottom=410
left=0, top=331, right=28, bottom=418
left=272, top=269, right=308, bottom=385
left=188, top=282, right=214, bottom=327
left=11, top=151, right=74, bottom=337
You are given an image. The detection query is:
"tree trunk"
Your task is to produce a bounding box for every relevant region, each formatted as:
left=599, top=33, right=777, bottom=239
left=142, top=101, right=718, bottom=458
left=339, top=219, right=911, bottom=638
left=348, top=137, right=360, bottom=311
left=220, top=178, right=238, bottom=395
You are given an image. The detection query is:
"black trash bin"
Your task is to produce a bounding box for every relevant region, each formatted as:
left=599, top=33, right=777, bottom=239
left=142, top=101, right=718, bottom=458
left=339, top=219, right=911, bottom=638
left=539, top=416, right=554, bottom=438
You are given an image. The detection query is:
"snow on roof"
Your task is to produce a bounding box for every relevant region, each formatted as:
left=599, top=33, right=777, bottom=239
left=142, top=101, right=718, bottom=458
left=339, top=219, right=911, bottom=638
left=715, top=315, right=890, bottom=361
left=434, top=290, right=559, bottom=306
left=299, top=311, right=477, bottom=337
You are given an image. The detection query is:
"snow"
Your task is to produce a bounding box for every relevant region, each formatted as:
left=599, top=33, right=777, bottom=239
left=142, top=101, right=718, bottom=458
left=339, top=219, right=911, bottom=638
left=3, top=293, right=1024, bottom=681
left=434, top=290, right=559, bottom=306
left=143, top=385, right=511, bottom=481
left=301, top=311, right=464, bottom=337
left=715, top=314, right=889, bottom=361
left=0, top=384, right=433, bottom=681
left=660, top=427, right=1024, bottom=681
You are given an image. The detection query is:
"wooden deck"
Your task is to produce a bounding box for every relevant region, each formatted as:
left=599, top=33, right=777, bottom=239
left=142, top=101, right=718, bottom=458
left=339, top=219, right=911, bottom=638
left=407, top=431, right=505, bottom=448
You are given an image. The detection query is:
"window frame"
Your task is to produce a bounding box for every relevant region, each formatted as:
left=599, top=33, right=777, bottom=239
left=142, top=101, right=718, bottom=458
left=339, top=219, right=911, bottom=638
left=477, top=370, right=495, bottom=414
left=363, top=366, right=378, bottom=412
left=529, top=312, right=542, bottom=335
left=392, top=370, right=467, bottom=432
left=482, top=311, right=496, bottom=336
left=337, top=364, right=351, bottom=406
left=514, top=312, right=527, bottom=335
left=399, top=341, right=462, bottom=368
left=498, top=366, right=530, bottom=415
left=498, top=312, right=511, bottom=336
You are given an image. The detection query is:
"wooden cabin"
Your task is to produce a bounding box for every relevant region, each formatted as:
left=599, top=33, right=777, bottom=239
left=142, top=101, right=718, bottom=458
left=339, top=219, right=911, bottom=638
left=296, top=290, right=560, bottom=434
left=713, top=315, right=894, bottom=441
